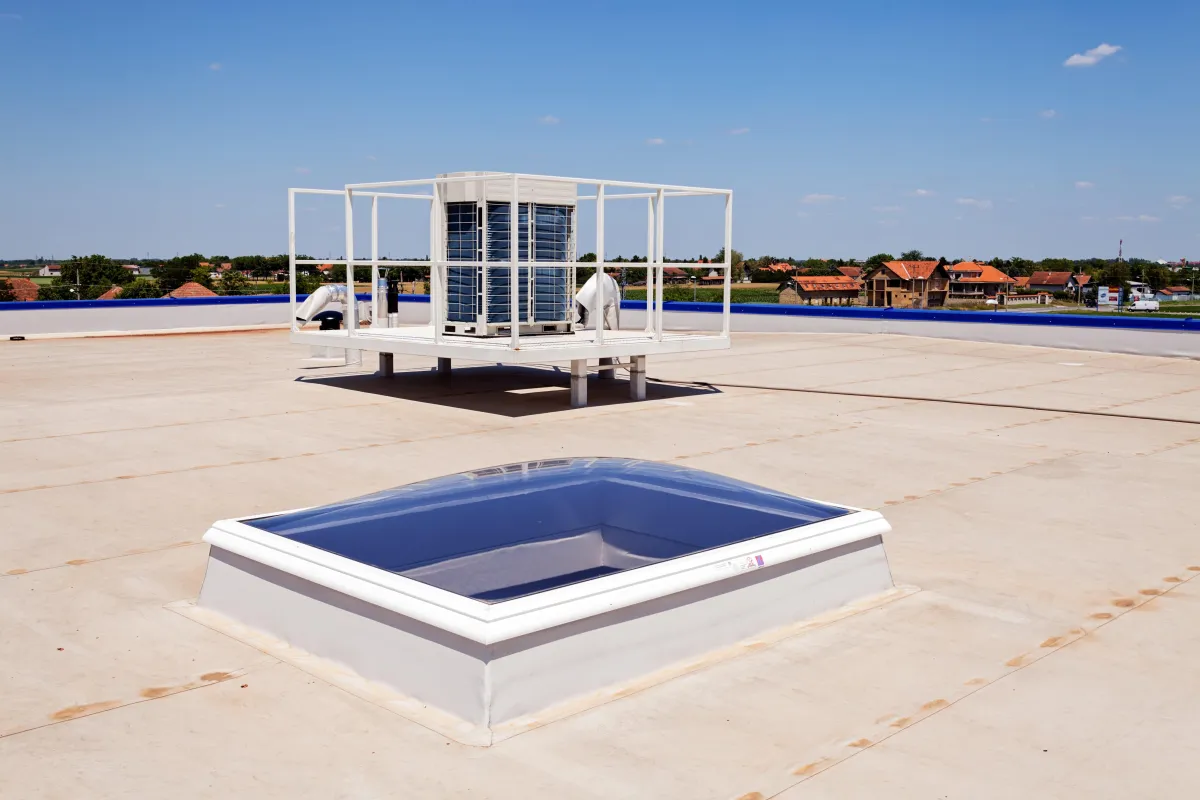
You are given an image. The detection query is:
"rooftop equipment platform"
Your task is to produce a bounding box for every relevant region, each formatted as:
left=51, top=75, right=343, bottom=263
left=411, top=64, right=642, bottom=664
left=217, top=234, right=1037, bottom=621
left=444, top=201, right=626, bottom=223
left=195, top=458, right=893, bottom=744
left=287, top=172, right=734, bottom=406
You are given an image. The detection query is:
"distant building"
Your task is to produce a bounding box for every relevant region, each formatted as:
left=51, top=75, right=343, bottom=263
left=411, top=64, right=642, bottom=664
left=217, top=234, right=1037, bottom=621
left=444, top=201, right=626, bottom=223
left=1, top=277, right=40, bottom=301
left=122, top=264, right=153, bottom=276
left=38, top=264, right=61, bottom=277
left=662, top=266, right=690, bottom=284
left=862, top=261, right=950, bottom=308
left=97, top=286, right=124, bottom=300
left=1156, top=286, right=1193, bottom=302
left=163, top=281, right=217, bottom=299
left=1027, top=271, right=1078, bottom=293
left=779, top=275, right=862, bottom=306
left=948, top=262, right=1015, bottom=301
left=836, top=266, right=862, bottom=279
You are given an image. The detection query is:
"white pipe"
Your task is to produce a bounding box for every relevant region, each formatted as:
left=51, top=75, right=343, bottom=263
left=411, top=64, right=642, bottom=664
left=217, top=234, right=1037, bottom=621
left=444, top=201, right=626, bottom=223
left=288, top=189, right=297, bottom=333
left=344, top=189, right=356, bottom=331
left=510, top=175, right=520, bottom=350
left=596, top=183, right=605, bottom=345
left=294, top=284, right=349, bottom=323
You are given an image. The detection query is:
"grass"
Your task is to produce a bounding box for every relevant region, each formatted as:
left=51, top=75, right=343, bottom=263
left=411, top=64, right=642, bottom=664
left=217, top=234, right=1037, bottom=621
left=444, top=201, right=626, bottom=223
left=622, top=287, right=779, bottom=304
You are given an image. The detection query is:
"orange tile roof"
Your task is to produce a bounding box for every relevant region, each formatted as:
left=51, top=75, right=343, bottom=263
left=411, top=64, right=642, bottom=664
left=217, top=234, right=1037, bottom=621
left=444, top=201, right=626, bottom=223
left=1074, top=274, right=1092, bottom=286
left=882, top=260, right=940, bottom=280
left=163, top=281, right=217, bottom=298
left=1029, top=271, right=1074, bottom=287
left=1014, top=276, right=1030, bottom=288
left=790, top=275, right=863, bottom=292
left=836, top=266, right=862, bottom=278
left=2, top=277, right=39, bottom=302
left=765, top=262, right=794, bottom=272
left=953, top=262, right=1014, bottom=284
left=97, top=286, right=124, bottom=300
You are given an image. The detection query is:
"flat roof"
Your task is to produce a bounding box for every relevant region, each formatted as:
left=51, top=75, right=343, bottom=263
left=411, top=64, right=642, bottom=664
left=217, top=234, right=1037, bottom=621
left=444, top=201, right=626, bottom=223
left=2, top=329, right=1200, bottom=797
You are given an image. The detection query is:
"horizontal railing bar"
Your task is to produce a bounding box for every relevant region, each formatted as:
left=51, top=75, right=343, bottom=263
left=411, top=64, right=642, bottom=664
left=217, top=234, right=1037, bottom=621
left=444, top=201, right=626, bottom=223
left=342, top=173, right=731, bottom=195
left=289, top=188, right=433, bottom=200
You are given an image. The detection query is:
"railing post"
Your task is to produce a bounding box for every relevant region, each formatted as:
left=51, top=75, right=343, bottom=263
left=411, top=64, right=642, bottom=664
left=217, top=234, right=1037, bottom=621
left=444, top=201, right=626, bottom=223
left=655, top=187, right=665, bottom=341
left=723, top=192, right=733, bottom=338
left=370, top=195, right=379, bottom=327
left=344, top=188, right=356, bottom=333
left=595, top=183, right=606, bottom=345
left=645, top=194, right=655, bottom=335
left=510, top=174, right=520, bottom=350
left=288, top=189, right=297, bottom=332
left=432, top=180, right=443, bottom=344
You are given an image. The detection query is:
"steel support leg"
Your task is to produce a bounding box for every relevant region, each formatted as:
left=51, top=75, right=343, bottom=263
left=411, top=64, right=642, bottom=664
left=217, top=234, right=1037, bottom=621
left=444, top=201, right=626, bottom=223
left=629, top=355, right=647, bottom=401
left=379, top=352, right=394, bottom=378
left=437, top=357, right=451, bottom=378
left=570, top=359, right=588, bottom=408
left=598, top=356, right=615, bottom=380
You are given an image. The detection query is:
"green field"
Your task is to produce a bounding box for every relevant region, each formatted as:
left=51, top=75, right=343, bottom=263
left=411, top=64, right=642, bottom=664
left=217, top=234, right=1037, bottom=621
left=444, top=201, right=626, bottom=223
left=621, top=287, right=779, bottom=304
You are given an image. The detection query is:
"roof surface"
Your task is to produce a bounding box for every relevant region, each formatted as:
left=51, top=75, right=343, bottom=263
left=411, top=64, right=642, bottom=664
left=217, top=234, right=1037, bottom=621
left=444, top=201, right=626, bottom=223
left=97, top=286, right=123, bottom=300
left=3, top=330, right=1200, bottom=798
left=163, top=281, right=218, bottom=298
left=790, top=275, right=863, bottom=291
left=880, top=261, right=941, bottom=280
left=1, top=277, right=39, bottom=301
left=951, top=262, right=1014, bottom=284
left=836, top=266, right=862, bottom=278
left=1029, top=271, right=1074, bottom=286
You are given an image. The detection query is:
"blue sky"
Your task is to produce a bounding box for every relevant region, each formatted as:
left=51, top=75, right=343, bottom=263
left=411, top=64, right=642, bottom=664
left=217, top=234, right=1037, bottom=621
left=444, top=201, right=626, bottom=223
left=1, top=1, right=1197, bottom=261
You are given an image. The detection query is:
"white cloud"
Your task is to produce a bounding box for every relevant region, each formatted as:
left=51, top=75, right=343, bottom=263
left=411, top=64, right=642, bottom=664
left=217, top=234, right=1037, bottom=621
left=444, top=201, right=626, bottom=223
left=796, top=211, right=809, bottom=218
left=295, top=167, right=311, bottom=174
left=1168, top=194, right=1192, bottom=208
left=729, top=127, right=750, bottom=135
left=538, top=115, right=560, bottom=125
left=1075, top=181, right=1095, bottom=189
left=956, top=197, right=993, bottom=210
left=802, top=193, right=842, bottom=204
left=1116, top=214, right=1160, bottom=223
left=1080, top=215, right=1097, bottom=222
left=909, top=189, right=934, bottom=197
left=1064, top=43, right=1121, bottom=68
left=1039, top=109, right=1057, bottom=119
left=209, top=62, right=222, bottom=71
left=872, top=205, right=903, bottom=213
left=980, top=116, right=993, bottom=124
left=645, top=138, right=664, bottom=146
left=0, top=12, right=21, bottom=20
left=366, top=155, right=377, bottom=161
left=214, top=203, right=225, bottom=209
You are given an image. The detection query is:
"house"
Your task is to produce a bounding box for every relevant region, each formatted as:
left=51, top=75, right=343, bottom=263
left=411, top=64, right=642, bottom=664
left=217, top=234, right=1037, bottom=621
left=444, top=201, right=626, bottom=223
left=779, top=275, right=862, bottom=306
left=1156, top=286, right=1194, bottom=302
left=123, top=264, right=153, bottom=277
left=1075, top=274, right=1092, bottom=288
left=163, top=281, right=217, bottom=299
left=1, top=277, right=40, bottom=301
left=948, top=262, right=1015, bottom=301
left=1027, top=271, right=1078, bottom=293
left=97, top=286, right=124, bottom=300
left=1014, top=276, right=1031, bottom=290
left=836, top=266, right=862, bottom=279
left=38, top=264, right=61, bottom=277
left=862, top=261, right=950, bottom=308
left=662, top=266, right=690, bottom=284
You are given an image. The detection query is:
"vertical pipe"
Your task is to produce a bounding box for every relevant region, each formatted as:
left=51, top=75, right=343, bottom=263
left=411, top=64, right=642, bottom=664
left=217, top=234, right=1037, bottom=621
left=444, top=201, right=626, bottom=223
left=723, top=192, right=733, bottom=338
left=480, top=179, right=488, bottom=330
left=655, top=188, right=665, bottom=341
left=432, top=181, right=442, bottom=344
left=595, top=183, right=606, bottom=345
left=288, top=189, right=297, bottom=332
left=645, top=195, right=655, bottom=334
left=344, top=188, right=356, bottom=333
left=370, top=195, right=379, bottom=327
left=510, top=174, right=520, bottom=349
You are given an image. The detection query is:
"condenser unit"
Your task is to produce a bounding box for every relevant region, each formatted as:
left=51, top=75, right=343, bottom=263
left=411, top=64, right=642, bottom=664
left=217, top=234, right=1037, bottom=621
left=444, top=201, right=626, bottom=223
left=441, top=172, right=576, bottom=337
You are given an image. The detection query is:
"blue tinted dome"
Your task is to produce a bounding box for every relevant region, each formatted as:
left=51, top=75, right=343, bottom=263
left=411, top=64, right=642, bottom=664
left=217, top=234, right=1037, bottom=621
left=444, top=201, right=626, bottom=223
left=249, top=458, right=850, bottom=602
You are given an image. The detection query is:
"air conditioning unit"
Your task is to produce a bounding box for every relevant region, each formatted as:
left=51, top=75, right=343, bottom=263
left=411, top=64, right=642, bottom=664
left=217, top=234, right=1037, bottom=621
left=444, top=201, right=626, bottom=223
left=440, top=172, right=576, bottom=337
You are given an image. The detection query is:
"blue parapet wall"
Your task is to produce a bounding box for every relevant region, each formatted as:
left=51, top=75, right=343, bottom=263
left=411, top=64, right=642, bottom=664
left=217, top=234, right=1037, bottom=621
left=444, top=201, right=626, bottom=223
left=2, top=293, right=1196, bottom=333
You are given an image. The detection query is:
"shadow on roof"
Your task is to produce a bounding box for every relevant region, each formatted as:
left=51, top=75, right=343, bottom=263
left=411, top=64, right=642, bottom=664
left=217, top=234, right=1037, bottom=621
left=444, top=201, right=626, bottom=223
left=297, top=364, right=720, bottom=417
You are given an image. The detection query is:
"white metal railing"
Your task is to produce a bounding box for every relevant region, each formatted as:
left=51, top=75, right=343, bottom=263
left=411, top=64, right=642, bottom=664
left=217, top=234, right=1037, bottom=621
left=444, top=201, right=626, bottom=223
left=288, top=173, right=733, bottom=348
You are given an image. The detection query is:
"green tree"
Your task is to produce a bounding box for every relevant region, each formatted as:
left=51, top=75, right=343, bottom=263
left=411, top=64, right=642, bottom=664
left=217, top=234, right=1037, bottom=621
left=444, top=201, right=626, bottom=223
left=712, top=247, right=745, bottom=269
left=898, top=249, right=925, bottom=261
left=152, top=253, right=205, bottom=294
left=47, top=254, right=129, bottom=300
left=802, top=258, right=837, bottom=276
left=296, top=273, right=324, bottom=295
left=219, top=269, right=249, bottom=295
left=190, top=265, right=214, bottom=289
left=578, top=252, right=597, bottom=263
left=864, top=253, right=895, bottom=271
left=0, top=280, right=14, bottom=302
left=119, top=278, right=162, bottom=299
